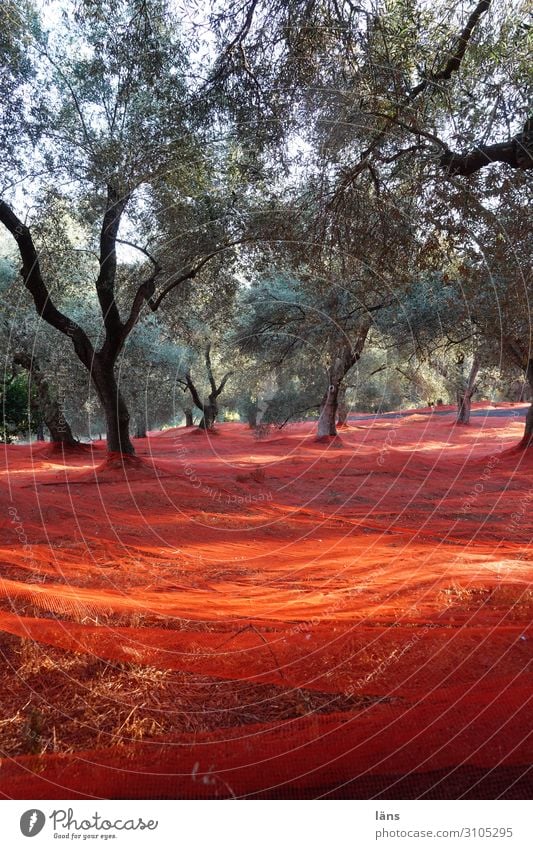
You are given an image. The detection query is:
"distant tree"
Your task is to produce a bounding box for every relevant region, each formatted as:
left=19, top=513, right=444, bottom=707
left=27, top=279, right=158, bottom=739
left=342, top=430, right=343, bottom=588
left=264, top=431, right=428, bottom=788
left=12, top=351, right=78, bottom=445
left=1, top=372, right=32, bottom=443
left=184, top=344, right=233, bottom=431
left=236, top=270, right=390, bottom=438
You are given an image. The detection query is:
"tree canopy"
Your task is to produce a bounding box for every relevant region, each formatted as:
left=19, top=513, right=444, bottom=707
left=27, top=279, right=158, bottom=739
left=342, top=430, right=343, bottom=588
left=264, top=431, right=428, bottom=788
left=1, top=0, right=531, bottom=450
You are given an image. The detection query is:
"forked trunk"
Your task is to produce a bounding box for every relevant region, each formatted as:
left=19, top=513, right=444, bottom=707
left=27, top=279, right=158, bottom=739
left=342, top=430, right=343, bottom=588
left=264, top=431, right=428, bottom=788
left=198, top=402, right=217, bottom=430
left=315, top=323, right=370, bottom=441
left=185, top=347, right=231, bottom=433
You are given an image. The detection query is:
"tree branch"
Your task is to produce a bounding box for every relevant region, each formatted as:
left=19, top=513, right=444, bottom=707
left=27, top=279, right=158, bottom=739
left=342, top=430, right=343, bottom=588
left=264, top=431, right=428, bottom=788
left=439, top=124, right=533, bottom=175
left=148, top=239, right=246, bottom=312
left=214, top=371, right=233, bottom=398
left=121, top=267, right=161, bottom=339
left=116, top=238, right=161, bottom=270
left=206, top=0, right=260, bottom=88
left=185, top=372, right=206, bottom=413
left=335, top=0, right=492, bottom=193
left=96, top=185, right=130, bottom=348
left=410, top=0, right=491, bottom=98
left=0, top=199, right=95, bottom=368
left=204, top=344, right=217, bottom=394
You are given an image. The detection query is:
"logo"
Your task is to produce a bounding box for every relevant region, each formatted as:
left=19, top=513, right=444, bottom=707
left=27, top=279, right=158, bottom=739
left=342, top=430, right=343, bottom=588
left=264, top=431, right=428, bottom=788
left=20, top=810, right=46, bottom=837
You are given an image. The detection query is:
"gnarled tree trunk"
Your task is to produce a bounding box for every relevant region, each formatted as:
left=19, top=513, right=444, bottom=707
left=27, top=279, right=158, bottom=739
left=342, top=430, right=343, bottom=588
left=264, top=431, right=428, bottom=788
left=13, top=352, right=78, bottom=446
left=92, top=357, right=134, bottom=454
left=246, top=402, right=258, bottom=429
left=134, top=419, right=147, bottom=439
left=316, top=321, right=370, bottom=440
left=0, top=190, right=153, bottom=459
left=185, top=345, right=232, bottom=432
left=198, top=402, right=218, bottom=430
left=522, top=404, right=533, bottom=448
left=502, top=340, right=533, bottom=450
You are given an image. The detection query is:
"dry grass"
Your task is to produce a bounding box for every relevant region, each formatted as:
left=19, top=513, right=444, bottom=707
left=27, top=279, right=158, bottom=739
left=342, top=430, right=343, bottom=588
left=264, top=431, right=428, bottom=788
left=0, top=631, right=385, bottom=758
left=438, top=583, right=533, bottom=617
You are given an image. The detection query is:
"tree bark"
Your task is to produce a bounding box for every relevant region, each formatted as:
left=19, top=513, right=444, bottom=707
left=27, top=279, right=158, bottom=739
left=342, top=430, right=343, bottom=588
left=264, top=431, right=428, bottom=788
left=13, top=352, right=78, bottom=445
left=134, top=419, right=147, bottom=439
left=337, top=385, right=349, bottom=427
left=185, top=345, right=232, bottom=432
left=316, top=321, right=370, bottom=440
left=518, top=359, right=533, bottom=449
left=246, top=401, right=258, bottom=429
left=92, top=357, right=134, bottom=454
left=317, top=381, right=341, bottom=438
left=184, top=408, right=194, bottom=427
left=456, top=356, right=480, bottom=425
left=440, top=116, right=533, bottom=177
left=198, top=403, right=217, bottom=430
left=522, top=404, right=533, bottom=448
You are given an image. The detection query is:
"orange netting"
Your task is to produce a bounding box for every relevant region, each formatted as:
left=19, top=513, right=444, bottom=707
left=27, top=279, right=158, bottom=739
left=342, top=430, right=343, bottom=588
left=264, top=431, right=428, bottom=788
left=0, top=404, right=532, bottom=798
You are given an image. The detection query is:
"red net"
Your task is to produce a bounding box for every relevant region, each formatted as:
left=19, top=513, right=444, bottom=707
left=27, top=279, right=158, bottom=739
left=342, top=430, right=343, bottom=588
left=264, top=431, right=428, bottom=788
left=0, top=405, right=531, bottom=798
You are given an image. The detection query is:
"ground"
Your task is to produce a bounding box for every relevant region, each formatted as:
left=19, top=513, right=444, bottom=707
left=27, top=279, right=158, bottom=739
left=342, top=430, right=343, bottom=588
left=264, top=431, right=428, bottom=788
left=0, top=403, right=531, bottom=799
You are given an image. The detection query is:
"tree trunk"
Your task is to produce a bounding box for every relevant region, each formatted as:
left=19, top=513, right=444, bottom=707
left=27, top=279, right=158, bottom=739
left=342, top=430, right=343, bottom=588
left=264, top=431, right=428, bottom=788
left=522, top=404, right=533, bottom=447
left=185, top=347, right=231, bottom=433
left=337, top=385, right=348, bottom=427
left=246, top=401, right=258, bottom=429
left=44, top=401, right=77, bottom=444
left=315, top=322, right=370, bottom=441
left=184, top=408, right=194, bottom=427
left=134, top=420, right=147, bottom=439
left=36, top=421, right=45, bottom=442
left=456, top=390, right=471, bottom=424
left=518, top=360, right=533, bottom=449
left=14, top=352, right=78, bottom=445
left=198, top=401, right=217, bottom=430
left=92, top=357, right=134, bottom=455
left=317, top=381, right=341, bottom=438
left=456, top=356, right=480, bottom=425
